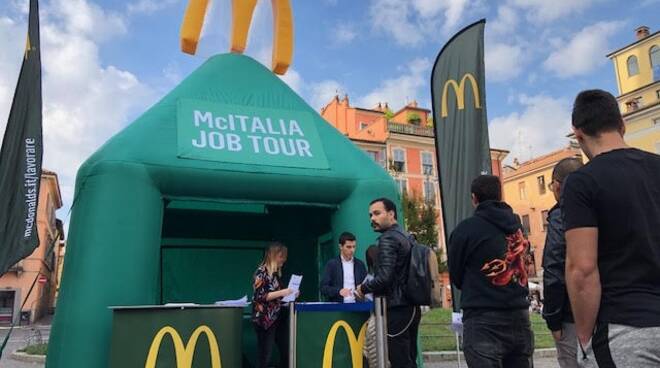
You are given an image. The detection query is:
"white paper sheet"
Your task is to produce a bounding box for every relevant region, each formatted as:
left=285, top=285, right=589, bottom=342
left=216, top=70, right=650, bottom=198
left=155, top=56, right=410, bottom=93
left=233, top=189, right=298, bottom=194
left=282, top=274, right=302, bottom=302
left=214, top=295, right=249, bottom=307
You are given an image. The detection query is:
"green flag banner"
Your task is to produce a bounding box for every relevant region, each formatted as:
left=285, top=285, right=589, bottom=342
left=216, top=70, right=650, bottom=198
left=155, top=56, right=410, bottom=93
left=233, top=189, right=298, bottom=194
left=431, top=19, right=491, bottom=311
left=0, top=0, right=43, bottom=275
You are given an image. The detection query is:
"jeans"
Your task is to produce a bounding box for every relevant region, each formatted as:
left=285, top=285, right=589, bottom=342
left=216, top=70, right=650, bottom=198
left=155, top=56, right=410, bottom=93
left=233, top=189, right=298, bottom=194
left=387, top=305, right=421, bottom=368
left=253, top=317, right=289, bottom=368
left=555, top=322, right=579, bottom=368
left=463, top=309, right=534, bottom=368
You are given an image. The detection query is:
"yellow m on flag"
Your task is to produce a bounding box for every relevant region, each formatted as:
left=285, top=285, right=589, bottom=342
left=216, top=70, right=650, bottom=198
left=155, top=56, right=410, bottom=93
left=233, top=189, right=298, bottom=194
left=440, top=73, right=481, bottom=118
left=180, top=0, right=294, bottom=75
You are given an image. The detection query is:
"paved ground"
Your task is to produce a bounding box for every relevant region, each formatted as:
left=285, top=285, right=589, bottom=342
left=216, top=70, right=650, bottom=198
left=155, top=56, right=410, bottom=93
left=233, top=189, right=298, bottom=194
left=426, top=357, right=559, bottom=368
left=0, top=325, right=49, bottom=368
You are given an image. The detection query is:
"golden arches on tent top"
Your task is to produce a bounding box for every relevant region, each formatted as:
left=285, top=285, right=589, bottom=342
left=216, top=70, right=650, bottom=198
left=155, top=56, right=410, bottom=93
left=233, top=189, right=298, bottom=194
left=180, top=0, right=294, bottom=75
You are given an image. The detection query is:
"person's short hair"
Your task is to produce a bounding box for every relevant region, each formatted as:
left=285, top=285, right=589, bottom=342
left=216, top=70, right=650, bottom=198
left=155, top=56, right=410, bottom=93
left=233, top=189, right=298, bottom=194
left=471, top=175, right=502, bottom=203
left=365, top=245, right=379, bottom=272
left=369, top=197, right=398, bottom=219
left=552, top=157, right=583, bottom=183
left=572, top=89, right=623, bottom=137
left=339, top=232, right=356, bottom=246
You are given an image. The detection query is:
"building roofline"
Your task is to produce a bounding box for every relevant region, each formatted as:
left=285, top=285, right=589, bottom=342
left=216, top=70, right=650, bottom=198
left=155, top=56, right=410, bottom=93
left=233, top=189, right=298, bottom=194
left=606, top=30, right=660, bottom=58
left=616, top=80, right=660, bottom=100
left=41, top=169, right=63, bottom=209
left=348, top=137, right=388, bottom=145
left=622, top=100, right=660, bottom=118
left=354, top=107, right=384, bottom=114
left=392, top=106, right=432, bottom=116
left=503, top=147, right=582, bottom=180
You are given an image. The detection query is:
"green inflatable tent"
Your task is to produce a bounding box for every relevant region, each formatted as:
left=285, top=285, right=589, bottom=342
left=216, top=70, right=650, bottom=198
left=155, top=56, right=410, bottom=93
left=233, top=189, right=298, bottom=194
left=46, top=54, right=398, bottom=367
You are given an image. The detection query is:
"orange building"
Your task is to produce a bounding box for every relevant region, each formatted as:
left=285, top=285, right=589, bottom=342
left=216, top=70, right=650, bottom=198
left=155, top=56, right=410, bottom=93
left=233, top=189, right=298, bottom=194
left=502, top=145, right=583, bottom=277
left=0, top=170, right=64, bottom=325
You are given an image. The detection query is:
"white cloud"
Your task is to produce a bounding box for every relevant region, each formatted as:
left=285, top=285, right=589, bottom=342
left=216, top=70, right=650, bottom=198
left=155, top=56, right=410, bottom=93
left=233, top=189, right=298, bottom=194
left=332, top=23, right=358, bottom=45
left=127, top=0, right=179, bottom=15
left=489, top=94, right=571, bottom=162
left=511, top=0, right=594, bottom=23
left=310, top=80, right=346, bottom=110
left=50, top=0, right=127, bottom=42
left=369, top=0, right=474, bottom=47
left=278, top=68, right=304, bottom=95
left=162, top=62, right=183, bottom=86
left=357, top=58, right=431, bottom=108
left=0, top=17, right=23, bottom=132
left=489, top=4, right=519, bottom=35
left=0, top=0, right=156, bottom=224
left=543, top=21, right=625, bottom=78
left=369, top=0, right=424, bottom=46
left=486, top=42, right=526, bottom=81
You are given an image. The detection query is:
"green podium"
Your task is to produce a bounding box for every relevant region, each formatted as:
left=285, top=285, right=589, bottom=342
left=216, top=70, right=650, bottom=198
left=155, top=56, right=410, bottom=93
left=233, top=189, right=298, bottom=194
left=291, top=302, right=372, bottom=368
left=108, top=305, right=243, bottom=368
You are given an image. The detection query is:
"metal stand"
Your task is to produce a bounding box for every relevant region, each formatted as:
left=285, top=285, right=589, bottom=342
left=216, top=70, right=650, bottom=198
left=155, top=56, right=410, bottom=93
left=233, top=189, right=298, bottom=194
left=374, top=297, right=388, bottom=368
left=455, top=331, right=461, bottom=368
left=289, top=303, right=296, bottom=368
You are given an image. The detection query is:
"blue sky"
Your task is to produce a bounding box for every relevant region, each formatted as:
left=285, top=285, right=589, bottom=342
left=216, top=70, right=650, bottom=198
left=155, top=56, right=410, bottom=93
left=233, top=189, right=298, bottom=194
left=0, top=0, right=658, bottom=224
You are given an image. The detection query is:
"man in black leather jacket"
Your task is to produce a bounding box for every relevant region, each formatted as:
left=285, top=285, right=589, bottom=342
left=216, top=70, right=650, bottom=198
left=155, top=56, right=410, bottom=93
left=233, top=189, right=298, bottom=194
left=542, top=157, right=582, bottom=368
left=357, top=197, right=420, bottom=368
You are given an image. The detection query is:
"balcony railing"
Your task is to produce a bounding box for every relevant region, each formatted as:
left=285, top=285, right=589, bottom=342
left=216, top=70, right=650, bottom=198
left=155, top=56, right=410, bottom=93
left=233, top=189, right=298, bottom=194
left=388, top=122, right=434, bottom=137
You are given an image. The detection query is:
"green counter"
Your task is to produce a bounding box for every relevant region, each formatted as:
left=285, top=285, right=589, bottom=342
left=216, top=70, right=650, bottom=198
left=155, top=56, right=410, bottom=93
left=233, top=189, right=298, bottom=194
left=292, top=302, right=372, bottom=368
left=108, top=305, right=242, bottom=368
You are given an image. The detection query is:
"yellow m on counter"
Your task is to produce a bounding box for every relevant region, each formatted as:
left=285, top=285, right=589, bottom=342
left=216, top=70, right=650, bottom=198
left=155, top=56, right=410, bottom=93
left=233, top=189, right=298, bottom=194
left=180, top=0, right=294, bottom=75
left=144, top=325, right=222, bottom=368
left=322, top=320, right=367, bottom=368
left=440, top=73, right=481, bottom=117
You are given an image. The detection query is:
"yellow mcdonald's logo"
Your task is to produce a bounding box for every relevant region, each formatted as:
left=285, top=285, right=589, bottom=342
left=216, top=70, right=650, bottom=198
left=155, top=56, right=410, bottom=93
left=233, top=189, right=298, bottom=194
left=180, top=0, right=294, bottom=75
left=440, top=73, right=481, bottom=118
left=322, top=320, right=367, bottom=368
left=144, top=325, right=222, bottom=368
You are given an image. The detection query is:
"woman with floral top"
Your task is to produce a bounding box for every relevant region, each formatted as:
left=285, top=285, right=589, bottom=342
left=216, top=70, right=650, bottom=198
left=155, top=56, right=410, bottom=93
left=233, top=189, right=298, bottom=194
left=252, top=242, right=295, bottom=368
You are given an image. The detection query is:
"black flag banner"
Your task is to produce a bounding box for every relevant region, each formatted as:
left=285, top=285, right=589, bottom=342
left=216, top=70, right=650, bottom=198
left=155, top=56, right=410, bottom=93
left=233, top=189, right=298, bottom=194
left=0, top=0, right=43, bottom=275
left=431, top=20, right=491, bottom=311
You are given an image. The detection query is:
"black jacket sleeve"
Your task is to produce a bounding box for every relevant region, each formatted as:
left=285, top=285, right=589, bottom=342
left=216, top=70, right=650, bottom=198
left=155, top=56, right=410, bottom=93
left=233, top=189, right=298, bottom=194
left=361, top=234, right=392, bottom=293
left=361, top=232, right=400, bottom=294
left=320, top=259, right=341, bottom=300
left=447, top=226, right=467, bottom=289
left=541, top=208, right=568, bottom=331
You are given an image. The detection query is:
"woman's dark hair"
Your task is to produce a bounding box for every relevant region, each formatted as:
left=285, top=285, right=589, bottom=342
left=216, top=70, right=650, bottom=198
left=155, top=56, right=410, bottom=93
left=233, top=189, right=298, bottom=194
left=365, top=245, right=379, bottom=273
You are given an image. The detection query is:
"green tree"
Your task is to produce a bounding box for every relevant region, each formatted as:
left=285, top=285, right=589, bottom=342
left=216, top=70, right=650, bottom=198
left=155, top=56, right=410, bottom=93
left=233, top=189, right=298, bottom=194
left=402, top=192, right=446, bottom=273
left=402, top=192, right=438, bottom=246
left=384, top=109, right=394, bottom=120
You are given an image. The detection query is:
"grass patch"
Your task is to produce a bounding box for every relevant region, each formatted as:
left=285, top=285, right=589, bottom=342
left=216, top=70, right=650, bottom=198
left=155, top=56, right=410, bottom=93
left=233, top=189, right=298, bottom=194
left=420, top=309, right=554, bottom=351
left=18, top=343, right=47, bottom=355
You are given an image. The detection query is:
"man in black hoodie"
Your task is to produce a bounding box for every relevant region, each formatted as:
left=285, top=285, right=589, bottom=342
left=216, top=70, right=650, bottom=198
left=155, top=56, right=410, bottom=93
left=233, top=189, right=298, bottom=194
left=448, top=175, right=533, bottom=368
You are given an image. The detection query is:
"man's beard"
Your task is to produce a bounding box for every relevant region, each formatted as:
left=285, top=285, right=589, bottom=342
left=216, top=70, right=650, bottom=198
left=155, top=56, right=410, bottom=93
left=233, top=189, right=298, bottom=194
left=372, top=222, right=387, bottom=232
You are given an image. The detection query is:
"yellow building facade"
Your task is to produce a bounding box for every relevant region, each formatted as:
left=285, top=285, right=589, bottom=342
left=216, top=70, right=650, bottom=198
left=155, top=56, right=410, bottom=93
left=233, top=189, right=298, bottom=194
left=502, top=146, right=583, bottom=277
left=607, top=26, right=660, bottom=154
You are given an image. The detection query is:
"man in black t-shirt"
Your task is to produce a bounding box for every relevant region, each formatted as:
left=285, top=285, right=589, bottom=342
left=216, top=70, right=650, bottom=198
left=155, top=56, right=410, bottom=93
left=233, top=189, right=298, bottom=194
left=563, top=89, right=660, bottom=367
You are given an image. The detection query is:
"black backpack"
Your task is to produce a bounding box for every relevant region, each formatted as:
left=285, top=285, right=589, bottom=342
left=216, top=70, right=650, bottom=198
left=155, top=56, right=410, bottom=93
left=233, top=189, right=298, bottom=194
left=392, top=228, right=441, bottom=307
